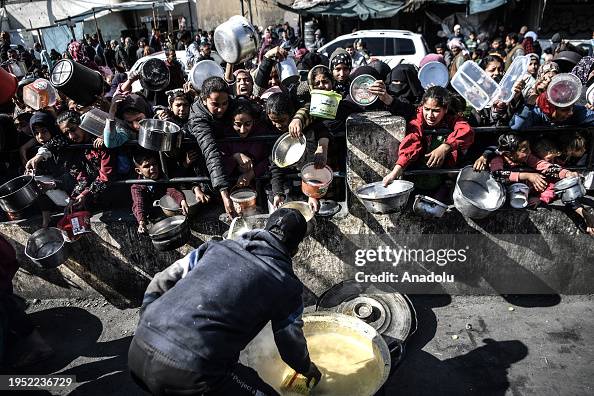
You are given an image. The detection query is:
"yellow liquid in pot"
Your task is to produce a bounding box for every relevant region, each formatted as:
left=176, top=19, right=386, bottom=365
left=280, top=333, right=384, bottom=396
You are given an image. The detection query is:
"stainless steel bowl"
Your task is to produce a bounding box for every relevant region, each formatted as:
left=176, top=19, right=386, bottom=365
left=453, top=166, right=505, bottom=219
left=272, top=132, right=306, bottom=168
left=355, top=180, right=414, bottom=214
left=138, top=119, right=182, bottom=152
left=148, top=215, right=187, bottom=241
left=25, top=227, right=68, bottom=269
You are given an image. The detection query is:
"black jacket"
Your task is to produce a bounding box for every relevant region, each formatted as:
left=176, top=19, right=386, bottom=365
left=136, top=230, right=311, bottom=380
left=187, top=100, right=233, bottom=191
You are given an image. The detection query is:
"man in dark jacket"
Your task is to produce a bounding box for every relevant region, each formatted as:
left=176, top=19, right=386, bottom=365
left=187, top=76, right=237, bottom=217
left=128, top=208, right=321, bottom=395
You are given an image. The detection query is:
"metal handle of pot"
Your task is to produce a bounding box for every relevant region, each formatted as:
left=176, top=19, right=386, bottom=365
left=153, top=200, right=161, bottom=208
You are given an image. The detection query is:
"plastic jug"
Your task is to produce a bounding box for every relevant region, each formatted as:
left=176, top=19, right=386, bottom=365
left=451, top=61, right=500, bottom=110
left=497, top=56, right=529, bottom=103
left=22, top=78, right=57, bottom=110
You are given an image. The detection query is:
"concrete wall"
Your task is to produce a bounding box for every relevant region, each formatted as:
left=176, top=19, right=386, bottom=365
left=3, top=112, right=593, bottom=308
left=196, top=0, right=294, bottom=31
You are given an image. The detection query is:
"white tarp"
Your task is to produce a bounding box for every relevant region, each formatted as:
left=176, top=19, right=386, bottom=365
left=2, top=0, right=188, bottom=30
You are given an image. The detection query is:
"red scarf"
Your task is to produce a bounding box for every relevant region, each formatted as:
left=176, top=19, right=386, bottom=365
left=536, top=92, right=555, bottom=117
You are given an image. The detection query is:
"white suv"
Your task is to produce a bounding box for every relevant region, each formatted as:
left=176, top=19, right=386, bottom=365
left=317, top=30, right=429, bottom=68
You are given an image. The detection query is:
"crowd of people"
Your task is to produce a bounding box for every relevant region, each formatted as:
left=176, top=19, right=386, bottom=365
left=1, top=21, right=594, bottom=236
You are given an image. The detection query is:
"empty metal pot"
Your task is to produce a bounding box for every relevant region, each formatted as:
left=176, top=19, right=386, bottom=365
left=25, top=227, right=68, bottom=269
left=0, top=175, right=41, bottom=213
left=413, top=195, right=450, bottom=219
left=554, top=176, right=586, bottom=204
left=148, top=215, right=188, bottom=242
left=50, top=59, right=104, bottom=106
left=214, top=15, right=259, bottom=64
left=453, top=166, right=505, bottom=219
left=355, top=180, right=414, bottom=214
left=138, top=119, right=182, bottom=152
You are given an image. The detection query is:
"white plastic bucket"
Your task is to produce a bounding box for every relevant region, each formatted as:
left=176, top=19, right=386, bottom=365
left=309, top=89, right=342, bottom=119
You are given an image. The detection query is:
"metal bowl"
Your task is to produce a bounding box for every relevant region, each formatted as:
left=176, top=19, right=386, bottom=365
left=355, top=180, right=415, bottom=214
left=148, top=215, right=187, bottom=241
left=413, top=195, right=449, bottom=219
left=453, top=166, right=505, bottom=219
left=138, top=118, right=181, bottom=152
left=272, top=132, right=306, bottom=168
left=25, top=227, right=68, bottom=269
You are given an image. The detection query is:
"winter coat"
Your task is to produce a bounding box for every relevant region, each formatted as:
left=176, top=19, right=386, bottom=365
left=136, top=230, right=312, bottom=380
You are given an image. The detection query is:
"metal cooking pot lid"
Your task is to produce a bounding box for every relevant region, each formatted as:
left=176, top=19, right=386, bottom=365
left=350, top=74, right=378, bottom=106
left=50, top=59, right=73, bottom=86
left=316, top=280, right=415, bottom=345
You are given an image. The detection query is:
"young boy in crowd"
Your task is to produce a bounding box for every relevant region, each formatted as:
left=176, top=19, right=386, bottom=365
left=131, top=150, right=188, bottom=234
left=329, top=48, right=352, bottom=98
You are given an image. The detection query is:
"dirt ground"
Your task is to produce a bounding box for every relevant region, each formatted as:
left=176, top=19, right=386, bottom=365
left=6, top=294, right=594, bottom=395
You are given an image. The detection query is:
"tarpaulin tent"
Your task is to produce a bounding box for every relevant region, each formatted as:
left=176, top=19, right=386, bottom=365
left=279, top=0, right=507, bottom=18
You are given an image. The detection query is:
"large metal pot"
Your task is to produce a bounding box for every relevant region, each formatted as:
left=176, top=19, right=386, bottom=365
left=413, top=195, right=450, bottom=219
left=279, top=201, right=316, bottom=237
left=138, top=58, right=170, bottom=91
left=138, top=119, right=182, bottom=152
left=214, top=15, right=259, bottom=64
left=153, top=195, right=181, bottom=217
left=0, top=175, right=41, bottom=213
left=50, top=59, right=105, bottom=106
left=271, top=132, right=306, bottom=168
left=148, top=215, right=188, bottom=242
left=25, top=227, right=68, bottom=269
left=554, top=176, right=586, bottom=204
left=151, top=225, right=190, bottom=251
left=355, top=180, right=414, bottom=214
left=453, top=166, right=505, bottom=219
left=240, top=312, right=391, bottom=396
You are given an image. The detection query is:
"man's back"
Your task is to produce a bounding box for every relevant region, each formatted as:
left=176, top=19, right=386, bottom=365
left=136, top=230, right=304, bottom=376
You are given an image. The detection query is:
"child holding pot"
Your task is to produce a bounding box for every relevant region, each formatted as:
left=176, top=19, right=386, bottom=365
left=130, top=150, right=188, bottom=234
left=382, top=86, right=474, bottom=198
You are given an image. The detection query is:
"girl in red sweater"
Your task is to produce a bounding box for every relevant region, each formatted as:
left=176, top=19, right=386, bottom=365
left=383, top=86, right=474, bottom=187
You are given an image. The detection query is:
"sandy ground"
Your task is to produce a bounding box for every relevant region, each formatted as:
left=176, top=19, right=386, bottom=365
left=5, top=294, right=594, bottom=395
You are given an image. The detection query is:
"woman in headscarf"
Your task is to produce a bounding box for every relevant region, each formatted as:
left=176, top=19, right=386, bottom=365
left=385, top=64, right=424, bottom=105
left=571, top=56, right=594, bottom=86
left=68, top=41, right=100, bottom=72
left=511, top=91, right=594, bottom=130
left=447, top=38, right=470, bottom=79
left=524, top=61, right=560, bottom=105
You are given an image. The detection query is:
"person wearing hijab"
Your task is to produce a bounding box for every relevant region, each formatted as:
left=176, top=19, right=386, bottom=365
left=447, top=38, right=470, bottom=79
left=368, top=59, right=391, bottom=82
left=525, top=61, right=560, bottom=105
left=571, top=56, right=594, bottom=86
left=68, top=41, right=100, bottom=72
left=329, top=48, right=352, bottom=98
left=385, top=64, right=424, bottom=105
left=511, top=91, right=594, bottom=130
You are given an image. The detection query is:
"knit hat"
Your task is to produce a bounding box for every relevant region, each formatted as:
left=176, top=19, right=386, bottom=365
left=329, top=48, right=352, bottom=71
left=571, top=56, right=594, bottom=85
left=30, top=111, right=59, bottom=137
left=265, top=208, right=307, bottom=252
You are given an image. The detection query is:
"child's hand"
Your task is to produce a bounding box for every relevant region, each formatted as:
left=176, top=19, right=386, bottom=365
left=308, top=197, right=320, bottom=213
left=25, top=155, right=44, bottom=172
left=289, top=118, right=303, bottom=138
left=237, top=169, right=255, bottom=188
left=382, top=165, right=404, bottom=187
left=426, top=144, right=451, bottom=168
left=313, top=145, right=328, bottom=169
left=368, top=80, right=393, bottom=105
left=93, top=137, right=104, bottom=149
left=564, top=171, right=579, bottom=178
left=193, top=186, right=210, bottom=204
left=180, top=200, right=189, bottom=215
left=273, top=194, right=285, bottom=209
left=473, top=155, right=488, bottom=172
left=513, top=78, right=525, bottom=97
left=524, top=173, right=547, bottom=192
left=184, top=150, right=201, bottom=168
left=137, top=221, right=148, bottom=234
